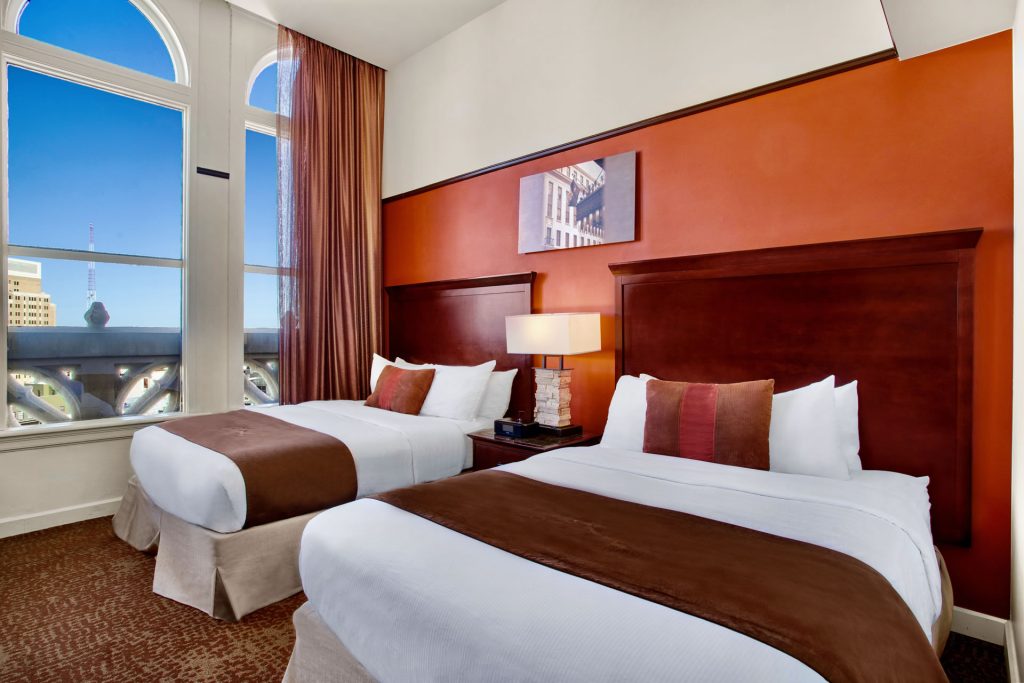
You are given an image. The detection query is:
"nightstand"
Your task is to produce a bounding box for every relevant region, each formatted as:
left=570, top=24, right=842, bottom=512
left=467, top=429, right=601, bottom=471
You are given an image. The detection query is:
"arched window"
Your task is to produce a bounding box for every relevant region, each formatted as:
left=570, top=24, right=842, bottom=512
left=248, top=61, right=278, bottom=112
left=14, top=0, right=184, bottom=82
left=3, top=0, right=188, bottom=427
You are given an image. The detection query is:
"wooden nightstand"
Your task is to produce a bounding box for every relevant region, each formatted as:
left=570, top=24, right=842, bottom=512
left=467, top=429, right=601, bottom=471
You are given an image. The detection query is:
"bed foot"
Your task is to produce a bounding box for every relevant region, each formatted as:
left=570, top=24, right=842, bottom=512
left=152, top=510, right=316, bottom=621
left=111, top=475, right=160, bottom=553
left=284, top=602, right=376, bottom=683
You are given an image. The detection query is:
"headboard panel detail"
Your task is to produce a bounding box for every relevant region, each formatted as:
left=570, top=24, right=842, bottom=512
left=610, top=229, right=980, bottom=546
left=386, top=272, right=536, bottom=420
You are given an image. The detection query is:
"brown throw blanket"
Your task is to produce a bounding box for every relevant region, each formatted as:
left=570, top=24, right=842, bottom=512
left=375, top=470, right=947, bottom=683
left=160, top=410, right=357, bottom=528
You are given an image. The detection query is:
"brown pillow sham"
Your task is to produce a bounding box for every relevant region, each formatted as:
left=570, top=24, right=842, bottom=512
left=643, top=378, right=775, bottom=470
left=365, top=365, right=435, bottom=415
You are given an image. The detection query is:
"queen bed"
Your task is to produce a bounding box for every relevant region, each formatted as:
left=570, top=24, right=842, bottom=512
left=111, top=272, right=535, bottom=621
left=283, top=229, right=978, bottom=682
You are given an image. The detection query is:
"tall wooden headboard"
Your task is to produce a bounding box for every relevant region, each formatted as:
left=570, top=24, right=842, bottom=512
left=610, top=229, right=980, bottom=546
left=386, top=272, right=536, bottom=419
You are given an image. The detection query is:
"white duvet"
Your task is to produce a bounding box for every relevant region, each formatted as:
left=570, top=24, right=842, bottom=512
left=300, top=446, right=942, bottom=683
left=131, top=400, right=488, bottom=533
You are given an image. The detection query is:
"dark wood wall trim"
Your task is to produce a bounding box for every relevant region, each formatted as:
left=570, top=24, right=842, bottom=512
left=385, top=271, right=536, bottom=294
left=382, top=48, right=897, bottom=204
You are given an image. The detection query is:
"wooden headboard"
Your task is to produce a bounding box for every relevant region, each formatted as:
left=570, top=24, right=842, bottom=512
left=385, top=272, right=536, bottom=420
left=610, top=229, right=980, bottom=546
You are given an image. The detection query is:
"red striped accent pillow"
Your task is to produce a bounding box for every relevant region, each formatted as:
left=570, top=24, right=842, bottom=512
left=643, top=378, right=774, bottom=469
left=365, top=365, right=435, bottom=415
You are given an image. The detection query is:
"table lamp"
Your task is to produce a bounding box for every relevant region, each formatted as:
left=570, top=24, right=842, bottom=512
left=505, top=312, right=601, bottom=436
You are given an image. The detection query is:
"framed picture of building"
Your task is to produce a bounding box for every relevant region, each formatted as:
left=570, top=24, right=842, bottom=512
left=518, top=150, right=636, bottom=254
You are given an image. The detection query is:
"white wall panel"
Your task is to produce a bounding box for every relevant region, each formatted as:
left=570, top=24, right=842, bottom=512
left=382, top=0, right=893, bottom=197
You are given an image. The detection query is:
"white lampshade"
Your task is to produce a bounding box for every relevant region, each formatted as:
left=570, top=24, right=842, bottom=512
left=505, top=313, right=601, bottom=356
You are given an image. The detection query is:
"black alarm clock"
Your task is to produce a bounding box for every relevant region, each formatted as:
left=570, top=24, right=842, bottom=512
left=494, top=412, right=539, bottom=438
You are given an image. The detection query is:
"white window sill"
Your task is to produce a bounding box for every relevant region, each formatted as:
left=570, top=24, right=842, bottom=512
left=0, top=413, right=188, bottom=452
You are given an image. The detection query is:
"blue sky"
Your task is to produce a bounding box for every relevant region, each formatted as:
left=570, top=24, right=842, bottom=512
left=250, top=63, right=278, bottom=112
left=9, top=0, right=279, bottom=329
left=244, top=129, right=279, bottom=329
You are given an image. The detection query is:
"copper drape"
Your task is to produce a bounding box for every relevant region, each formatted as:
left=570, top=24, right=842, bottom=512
left=277, top=27, right=384, bottom=404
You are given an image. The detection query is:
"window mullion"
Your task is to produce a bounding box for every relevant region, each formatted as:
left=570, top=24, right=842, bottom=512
left=8, top=245, right=182, bottom=269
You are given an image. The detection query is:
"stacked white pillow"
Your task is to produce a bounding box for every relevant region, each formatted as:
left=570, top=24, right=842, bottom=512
left=477, top=369, right=519, bottom=420
left=834, top=380, right=861, bottom=471
left=394, top=358, right=495, bottom=421
left=769, top=376, right=849, bottom=479
left=600, top=374, right=655, bottom=453
left=601, top=372, right=861, bottom=479
left=368, top=354, right=516, bottom=421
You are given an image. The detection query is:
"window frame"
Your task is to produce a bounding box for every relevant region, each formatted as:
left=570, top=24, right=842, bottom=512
left=240, top=53, right=281, bottom=405
left=0, top=0, right=193, bottom=433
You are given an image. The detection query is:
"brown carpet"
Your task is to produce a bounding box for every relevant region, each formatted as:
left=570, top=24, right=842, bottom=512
left=0, top=517, right=303, bottom=682
left=0, top=517, right=1010, bottom=682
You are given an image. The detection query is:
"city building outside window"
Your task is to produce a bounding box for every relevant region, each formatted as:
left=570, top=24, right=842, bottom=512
left=546, top=181, right=553, bottom=218
left=4, top=0, right=187, bottom=427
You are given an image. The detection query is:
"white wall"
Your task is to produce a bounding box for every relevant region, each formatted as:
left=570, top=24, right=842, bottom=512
left=1010, top=3, right=1024, bottom=677
left=0, top=0, right=276, bottom=538
left=381, top=0, right=893, bottom=198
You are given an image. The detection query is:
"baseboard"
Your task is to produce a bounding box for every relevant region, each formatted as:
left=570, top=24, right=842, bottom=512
left=1007, top=621, right=1020, bottom=683
left=952, top=606, right=1007, bottom=646
left=0, top=497, right=121, bottom=539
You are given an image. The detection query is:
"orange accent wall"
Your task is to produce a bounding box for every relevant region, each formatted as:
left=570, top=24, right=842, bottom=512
left=383, top=33, right=1013, bottom=616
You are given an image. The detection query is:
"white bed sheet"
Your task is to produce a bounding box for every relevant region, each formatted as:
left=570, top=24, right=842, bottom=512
left=131, top=400, right=488, bottom=533
left=300, top=447, right=941, bottom=683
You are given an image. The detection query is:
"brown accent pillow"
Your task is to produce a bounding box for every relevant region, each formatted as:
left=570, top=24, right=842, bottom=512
left=643, top=378, right=774, bottom=469
left=365, top=365, right=435, bottom=415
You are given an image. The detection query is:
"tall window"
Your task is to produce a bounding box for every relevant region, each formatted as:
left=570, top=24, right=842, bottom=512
left=4, top=1, right=186, bottom=427
left=243, top=58, right=280, bottom=405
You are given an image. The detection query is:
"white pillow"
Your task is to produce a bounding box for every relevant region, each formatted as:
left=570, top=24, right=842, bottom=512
left=769, top=376, right=849, bottom=479
left=369, top=353, right=394, bottom=392
left=395, top=358, right=496, bottom=420
left=599, top=374, right=656, bottom=452
left=477, top=369, right=518, bottom=420
left=835, top=380, right=862, bottom=471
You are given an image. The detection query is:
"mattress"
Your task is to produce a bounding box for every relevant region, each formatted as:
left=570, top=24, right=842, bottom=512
left=300, top=446, right=942, bottom=683
left=132, top=400, right=489, bottom=533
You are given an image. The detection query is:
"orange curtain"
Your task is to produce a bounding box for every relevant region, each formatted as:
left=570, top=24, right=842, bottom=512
left=277, top=26, right=384, bottom=404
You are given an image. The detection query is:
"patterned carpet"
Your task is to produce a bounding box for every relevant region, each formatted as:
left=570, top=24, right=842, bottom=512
left=0, top=517, right=1011, bottom=682
left=0, top=517, right=303, bottom=682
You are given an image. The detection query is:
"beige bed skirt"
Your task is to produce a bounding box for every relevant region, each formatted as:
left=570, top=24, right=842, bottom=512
left=283, top=602, right=376, bottom=683
left=111, top=475, right=161, bottom=553
left=153, top=509, right=317, bottom=621
left=112, top=474, right=315, bottom=621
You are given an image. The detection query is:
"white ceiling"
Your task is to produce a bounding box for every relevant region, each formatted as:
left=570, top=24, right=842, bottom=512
left=227, top=0, right=507, bottom=68
left=880, top=0, right=1016, bottom=59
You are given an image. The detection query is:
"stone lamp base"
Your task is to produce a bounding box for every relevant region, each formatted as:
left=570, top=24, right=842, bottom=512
left=533, top=366, right=583, bottom=436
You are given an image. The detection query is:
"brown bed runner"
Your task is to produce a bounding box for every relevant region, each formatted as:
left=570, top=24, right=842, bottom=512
left=160, top=410, right=357, bottom=528
left=374, top=470, right=947, bottom=683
